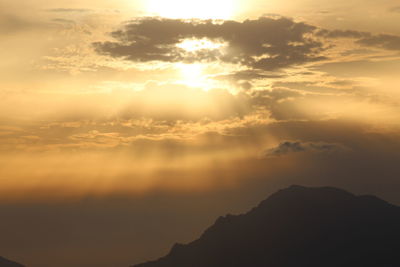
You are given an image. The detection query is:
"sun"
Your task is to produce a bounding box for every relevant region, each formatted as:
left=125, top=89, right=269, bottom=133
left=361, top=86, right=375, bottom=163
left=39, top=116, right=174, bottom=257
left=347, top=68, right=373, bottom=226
left=145, top=0, right=237, bottom=20
left=176, top=63, right=215, bottom=91
left=178, top=63, right=205, bottom=87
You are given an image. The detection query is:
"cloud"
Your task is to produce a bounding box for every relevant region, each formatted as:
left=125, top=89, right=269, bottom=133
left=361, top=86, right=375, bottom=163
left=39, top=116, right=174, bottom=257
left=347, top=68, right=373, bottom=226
left=216, top=70, right=283, bottom=82
left=317, top=29, right=371, bottom=39
left=94, top=17, right=326, bottom=71
left=214, top=70, right=284, bottom=90
left=247, top=86, right=351, bottom=121
left=46, top=8, right=92, bottom=13
left=356, top=34, right=400, bottom=51
left=318, top=28, right=400, bottom=51
left=52, top=18, right=76, bottom=25
left=0, top=11, right=73, bottom=35
left=265, top=141, right=343, bottom=156
left=389, top=6, right=400, bottom=13
left=92, top=15, right=400, bottom=84
left=0, top=12, right=38, bottom=34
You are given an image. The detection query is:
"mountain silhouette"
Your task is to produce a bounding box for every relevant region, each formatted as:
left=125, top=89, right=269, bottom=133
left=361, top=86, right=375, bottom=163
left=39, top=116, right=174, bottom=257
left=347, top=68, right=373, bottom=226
left=0, top=257, right=24, bottom=267
left=133, top=185, right=400, bottom=267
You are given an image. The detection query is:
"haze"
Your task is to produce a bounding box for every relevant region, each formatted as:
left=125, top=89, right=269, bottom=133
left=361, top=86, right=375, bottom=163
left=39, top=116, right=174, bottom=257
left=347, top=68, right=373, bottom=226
left=0, top=0, right=400, bottom=266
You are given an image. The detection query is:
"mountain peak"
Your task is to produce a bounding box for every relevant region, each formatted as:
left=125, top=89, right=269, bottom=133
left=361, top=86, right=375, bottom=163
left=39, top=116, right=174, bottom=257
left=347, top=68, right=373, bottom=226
left=245, top=185, right=357, bottom=217
left=133, top=185, right=400, bottom=267
left=268, top=184, right=356, bottom=200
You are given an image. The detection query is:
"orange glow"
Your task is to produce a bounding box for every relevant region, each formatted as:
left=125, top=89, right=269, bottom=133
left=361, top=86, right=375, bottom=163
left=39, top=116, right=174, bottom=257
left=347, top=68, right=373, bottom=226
left=145, top=0, right=237, bottom=19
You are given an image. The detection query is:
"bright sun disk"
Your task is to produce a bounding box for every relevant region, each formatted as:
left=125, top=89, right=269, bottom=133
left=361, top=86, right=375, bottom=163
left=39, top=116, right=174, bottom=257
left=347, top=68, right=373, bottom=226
left=177, top=63, right=213, bottom=91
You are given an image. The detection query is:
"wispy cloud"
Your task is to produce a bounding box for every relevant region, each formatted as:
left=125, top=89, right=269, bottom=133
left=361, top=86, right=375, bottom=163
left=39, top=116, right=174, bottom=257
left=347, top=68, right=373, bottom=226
left=46, top=8, right=92, bottom=13
left=389, top=6, right=400, bottom=13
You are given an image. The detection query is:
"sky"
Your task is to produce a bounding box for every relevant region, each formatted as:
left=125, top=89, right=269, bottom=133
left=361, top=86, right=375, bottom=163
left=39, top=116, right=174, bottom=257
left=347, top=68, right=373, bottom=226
left=1, top=0, right=400, bottom=266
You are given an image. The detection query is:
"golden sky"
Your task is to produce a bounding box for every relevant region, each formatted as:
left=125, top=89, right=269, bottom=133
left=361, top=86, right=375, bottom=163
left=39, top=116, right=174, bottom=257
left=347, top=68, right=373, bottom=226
left=1, top=0, right=400, bottom=266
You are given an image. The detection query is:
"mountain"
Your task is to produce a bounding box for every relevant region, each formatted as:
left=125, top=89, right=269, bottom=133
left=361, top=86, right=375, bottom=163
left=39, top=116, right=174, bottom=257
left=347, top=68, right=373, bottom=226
left=0, top=257, right=24, bottom=267
left=133, top=185, right=400, bottom=267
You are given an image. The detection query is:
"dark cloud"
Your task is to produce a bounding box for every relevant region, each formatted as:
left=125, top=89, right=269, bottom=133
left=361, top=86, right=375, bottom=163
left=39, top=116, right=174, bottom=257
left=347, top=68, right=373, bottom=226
left=94, top=17, right=326, bottom=71
left=264, top=141, right=342, bottom=156
left=267, top=141, right=306, bottom=155
left=94, top=16, right=400, bottom=75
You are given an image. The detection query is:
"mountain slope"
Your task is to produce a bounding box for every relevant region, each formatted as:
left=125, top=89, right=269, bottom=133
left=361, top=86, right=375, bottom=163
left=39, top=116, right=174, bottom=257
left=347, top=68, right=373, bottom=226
left=0, top=257, right=24, bottom=267
left=133, top=185, right=400, bottom=267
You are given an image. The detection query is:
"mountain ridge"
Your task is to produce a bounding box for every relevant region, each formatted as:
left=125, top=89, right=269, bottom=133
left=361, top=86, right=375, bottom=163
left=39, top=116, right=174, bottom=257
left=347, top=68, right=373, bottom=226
left=0, top=256, right=24, bottom=267
left=133, top=185, right=400, bottom=267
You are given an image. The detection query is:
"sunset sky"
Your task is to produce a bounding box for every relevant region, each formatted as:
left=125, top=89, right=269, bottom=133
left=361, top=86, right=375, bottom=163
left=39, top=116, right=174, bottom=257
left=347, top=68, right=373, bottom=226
left=1, top=0, right=400, bottom=266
